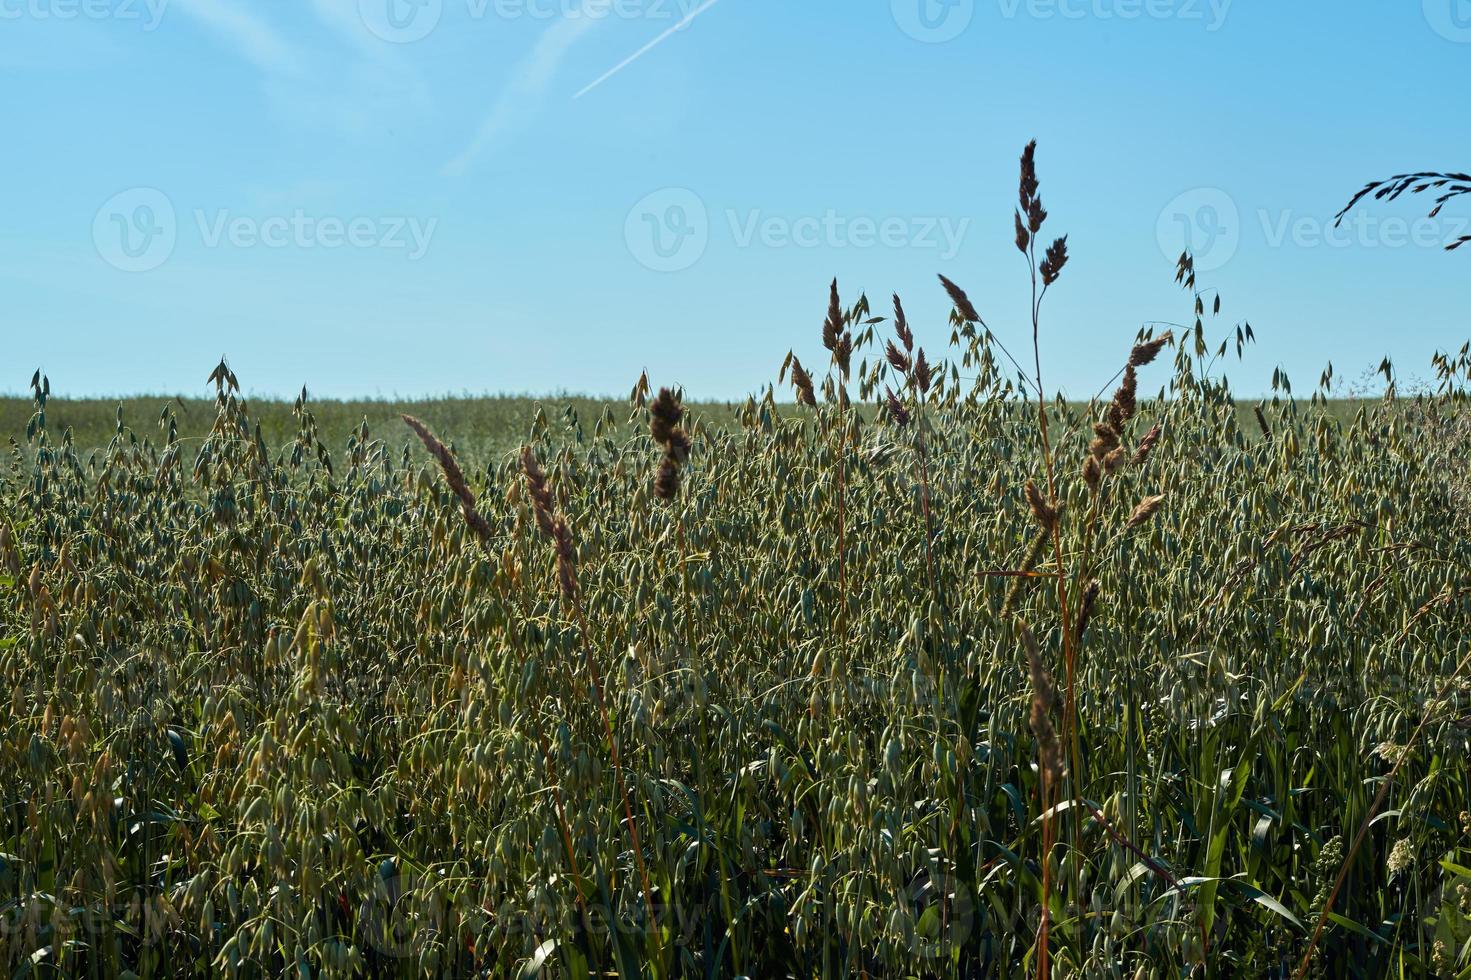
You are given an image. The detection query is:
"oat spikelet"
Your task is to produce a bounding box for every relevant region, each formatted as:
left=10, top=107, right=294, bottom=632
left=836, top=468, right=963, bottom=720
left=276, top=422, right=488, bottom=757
left=1126, top=494, right=1167, bottom=529
left=937, top=275, right=982, bottom=323
left=402, top=415, right=493, bottom=543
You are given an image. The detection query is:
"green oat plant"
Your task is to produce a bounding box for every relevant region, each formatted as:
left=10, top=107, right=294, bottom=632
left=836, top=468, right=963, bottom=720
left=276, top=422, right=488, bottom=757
left=1, top=145, right=1470, bottom=978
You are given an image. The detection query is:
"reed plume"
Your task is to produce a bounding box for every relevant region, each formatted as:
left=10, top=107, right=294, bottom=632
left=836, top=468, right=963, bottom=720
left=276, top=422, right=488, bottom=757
left=403, top=414, right=494, bottom=544
left=649, top=387, right=691, bottom=502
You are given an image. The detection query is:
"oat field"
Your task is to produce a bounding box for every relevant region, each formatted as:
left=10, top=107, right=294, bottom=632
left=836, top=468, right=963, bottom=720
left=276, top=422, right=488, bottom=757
left=3, top=148, right=1470, bottom=979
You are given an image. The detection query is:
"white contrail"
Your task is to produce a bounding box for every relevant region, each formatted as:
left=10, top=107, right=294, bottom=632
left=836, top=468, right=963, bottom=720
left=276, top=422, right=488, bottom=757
left=573, top=0, right=724, bottom=100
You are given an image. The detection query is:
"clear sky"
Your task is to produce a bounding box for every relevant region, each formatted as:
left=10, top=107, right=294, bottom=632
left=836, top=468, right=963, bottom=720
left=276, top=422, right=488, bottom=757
left=3, top=1, right=1468, bottom=400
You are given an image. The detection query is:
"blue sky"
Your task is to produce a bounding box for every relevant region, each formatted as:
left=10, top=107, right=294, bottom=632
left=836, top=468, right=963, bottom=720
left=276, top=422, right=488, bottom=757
left=2, top=1, right=1468, bottom=400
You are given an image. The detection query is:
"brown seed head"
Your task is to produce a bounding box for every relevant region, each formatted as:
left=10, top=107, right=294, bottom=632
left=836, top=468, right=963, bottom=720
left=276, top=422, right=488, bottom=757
left=1090, top=422, right=1121, bottom=461
left=1023, top=479, right=1057, bottom=533
left=823, top=278, right=843, bottom=352
left=1129, top=331, right=1174, bottom=368
left=1040, top=236, right=1069, bottom=286
left=654, top=457, right=681, bottom=501
left=938, top=275, right=982, bottom=323
left=403, top=414, right=493, bottom=544
left=1076, top=580, right=1100, bottom=644
left=553, top=518, right=579, bottom=601
left=519, top=446, right=557, bottom=539
left=913, top=349, right=933, bottom=395
left=1108, top=364, right=1138, bottom=431
left=1133, top=422, right=1163, bottom=466
left=649, top=387, right=683, bottom=446
left=885, top=387, right=911, bottom=427
left=892, top=294, right=913, bottom=352
left=1082, top=455, right=1101, bottom=490
left=790, top=357, right=817, bottom=407
left=885, top=340, right=911, bottom=376
left=1014, top=210, right=1030, bottom=254
left=1019, top=139, right=1039, bottom=209
left=1018, top=620, right=1063, bottom=785
left=1126, top=493, right=1167, bottom=529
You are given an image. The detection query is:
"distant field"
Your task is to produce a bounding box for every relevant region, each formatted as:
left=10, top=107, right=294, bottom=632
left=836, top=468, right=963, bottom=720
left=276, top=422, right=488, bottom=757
left=0, top=394, right=1372, bottom=461
left=0, top=394, right=730, bottom=463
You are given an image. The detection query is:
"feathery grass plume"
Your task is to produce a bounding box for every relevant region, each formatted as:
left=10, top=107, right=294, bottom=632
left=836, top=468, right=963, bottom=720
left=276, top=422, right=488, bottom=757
left=1103, top=446, right=1127, bottom=475
left=1254, top=405, right=1272, bottom=440
left=1019, top=139, right=1039, bottom=207
left=1089, top=422, right=1121, bottom=461
left=553, top=518, right=579, bottom=601
left=1014, top=210, right=1030, bottom=254
left=822, top=278, right=843, bottom=352
left=885, top=340, right=911, bottom=375
left=1024, top=479, right=1058, bottom=533
left=1040, top=236, right=1069, bottom=286
left=789, top=356, right=817, bottom=407
left=1133, top=422, right=1162, bottom=466
left=1082, top=454, right=1102, bottom=490
left=1018, top=620, right=1063, bottom=784
left=1075, top=580, right=1100, bottom=644
left=892, top=294, right=914, bottom=352
left=520, top=446, right=558, bottom=539
left=1126, top=494, right=1167, bottom=529
left=913, top=349, right=933, bottom=394
left=1129, top=331, right=1174, bottom=368
left=402, top=414, right=494, bottom=543
left=649, top=387, right=683, bottom=446
left=884, top=387, right=911, bottom=428
left=937, top=274, right=982, bottom=324
left=649, top=386, right=691, bottom=501
left=1108, top=365, right=1138, bottom=432
left=822, top=279, right=853, bottom=376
